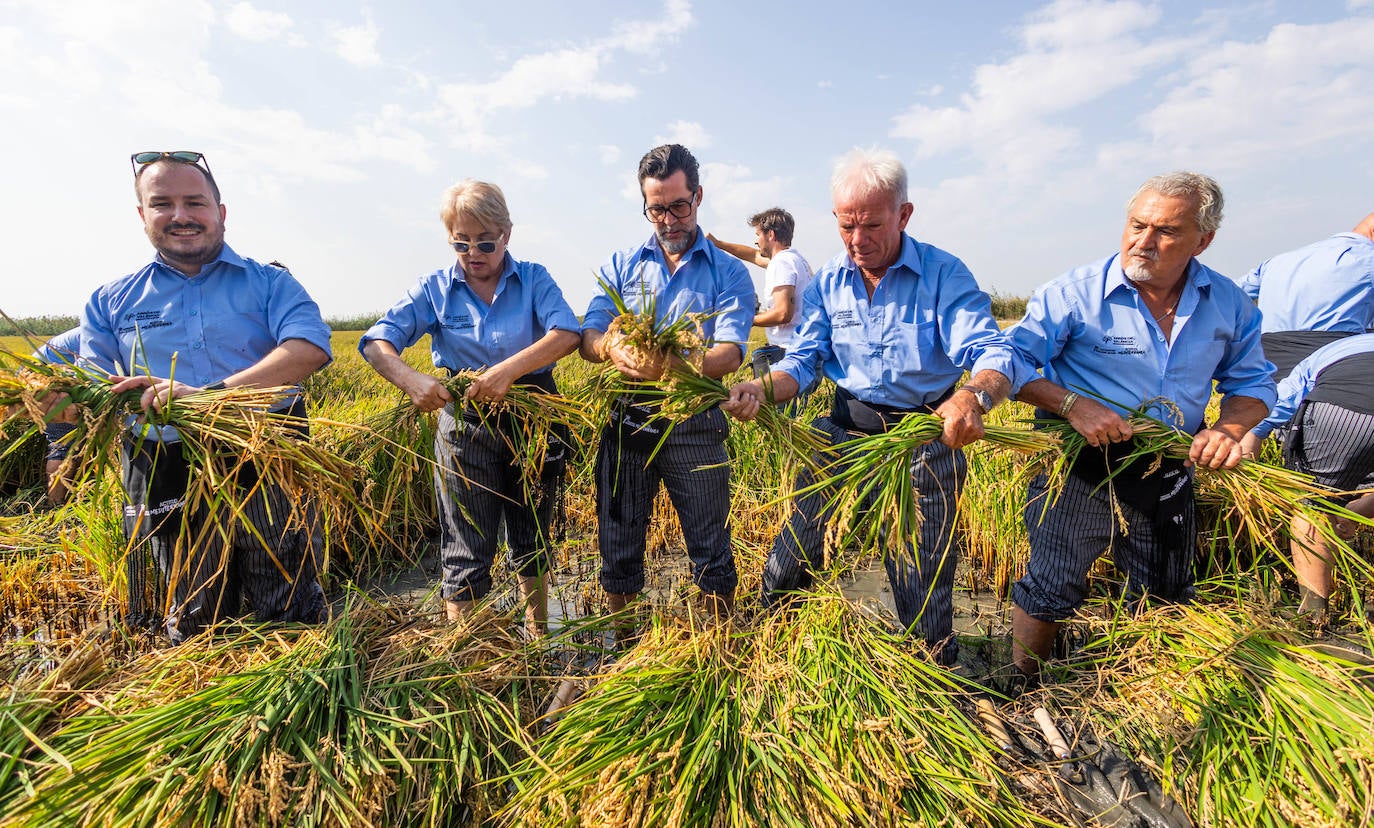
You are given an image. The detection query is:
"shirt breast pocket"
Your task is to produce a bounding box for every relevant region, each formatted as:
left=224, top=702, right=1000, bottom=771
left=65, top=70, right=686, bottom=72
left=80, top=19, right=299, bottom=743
left=1185, top=334, right=1231, bottom=373
left=893, top=319, right=938, bottom=364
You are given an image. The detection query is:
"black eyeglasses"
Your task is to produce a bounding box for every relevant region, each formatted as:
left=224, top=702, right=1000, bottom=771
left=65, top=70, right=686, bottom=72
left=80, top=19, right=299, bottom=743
left=643, top=197, right=696, bottom=222
left=130, top=151, right=212, bottom=177
left=451, top=236, right=503, bottom=254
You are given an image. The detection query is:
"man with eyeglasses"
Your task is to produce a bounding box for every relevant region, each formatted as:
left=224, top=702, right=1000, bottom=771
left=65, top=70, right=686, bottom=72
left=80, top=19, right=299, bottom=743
left=580, top=143, right=756, bottom=621
left=77, top=151, right=332, bottom=642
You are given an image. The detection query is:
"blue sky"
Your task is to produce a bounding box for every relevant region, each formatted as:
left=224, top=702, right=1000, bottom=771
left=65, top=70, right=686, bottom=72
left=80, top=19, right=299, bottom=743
left=3, top=0, right=1373, bottom=318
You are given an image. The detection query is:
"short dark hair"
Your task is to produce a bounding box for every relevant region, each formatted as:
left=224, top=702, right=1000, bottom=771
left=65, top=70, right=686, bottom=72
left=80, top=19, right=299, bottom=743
left=134, top=159, right=222, bottom=204
left=747, top=207, right=795, bottom=245
left=638, top=144, right=699, bottom=193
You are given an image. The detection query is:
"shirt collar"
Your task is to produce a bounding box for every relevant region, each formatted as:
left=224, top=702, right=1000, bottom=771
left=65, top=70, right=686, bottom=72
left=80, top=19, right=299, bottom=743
left=152, top=242, right=243, bottom=278
left=842, top=233, right=922, bottom=280
left=452, top=252, right=518, bottom=287
left=1105, top=254, right=1212, bottom=300
left=636, top=227, right=711, bottom=266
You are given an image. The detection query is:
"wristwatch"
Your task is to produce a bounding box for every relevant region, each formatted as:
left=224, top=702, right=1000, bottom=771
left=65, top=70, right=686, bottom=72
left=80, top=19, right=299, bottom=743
left=960, top=386, right=994, bottom=415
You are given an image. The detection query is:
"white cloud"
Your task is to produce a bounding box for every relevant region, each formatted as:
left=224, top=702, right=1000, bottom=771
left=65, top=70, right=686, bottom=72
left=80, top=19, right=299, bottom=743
left=1349, top=0, right=1374, bottom=9
left=605, top=0, right=693, bottom=54
left=330, top=18, right=381, bottom=68
left=598, top=144, right=622, bottom=165
left=654, top=120, right=712, bottom=150
left=890, top=0, right=1194, bottom=181
left=428, top=1, right=694, bottom=152
left=1105, top=17, right=1374, bottom=173
left=817, top=80, right=833, bottom=89
left=225, top=2, right=293, bottom=42
left=700, top=162, right=786, bottom=226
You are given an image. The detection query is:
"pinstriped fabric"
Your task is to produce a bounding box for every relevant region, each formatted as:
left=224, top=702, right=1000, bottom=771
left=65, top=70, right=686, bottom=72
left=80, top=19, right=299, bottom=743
left=1284, top=401, right=1374, bottom=493
left=434, top=407, right=557, bottom=601
left=762, top=418, right=966, bottom=657
left=1012, top=470, right=1196, bottom=622
left=595, top=406, right=735, bottom=595
left=121, top=440, right=326, bottom=644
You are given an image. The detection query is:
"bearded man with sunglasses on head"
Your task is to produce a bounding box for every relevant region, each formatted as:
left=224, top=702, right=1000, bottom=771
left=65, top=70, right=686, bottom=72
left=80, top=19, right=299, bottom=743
left=78, top=151, right=332, bottom=642
left=580, top=144, right=756, bottom=621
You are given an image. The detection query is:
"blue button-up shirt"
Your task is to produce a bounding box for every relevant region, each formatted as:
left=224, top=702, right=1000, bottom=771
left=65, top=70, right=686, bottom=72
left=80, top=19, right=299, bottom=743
left=775, top=234, right=1026, bottom=407
left=1238, top=233, right=1374, bottom=333
left=361, top=255, right=579, bottom=372
left=1007, top=254, right=1276, bottom=433
left=33, top=327, right=81, bottom=366
left=81, top=244, right=332, bottom=385
left=1254, top=333, right=1374, bottom=438
left=582, top=229, right=755, bottom=356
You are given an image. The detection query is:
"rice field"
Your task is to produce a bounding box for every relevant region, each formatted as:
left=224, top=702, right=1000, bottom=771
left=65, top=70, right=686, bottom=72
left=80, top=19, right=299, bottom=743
left=1, top=330, right=1372, bottom=827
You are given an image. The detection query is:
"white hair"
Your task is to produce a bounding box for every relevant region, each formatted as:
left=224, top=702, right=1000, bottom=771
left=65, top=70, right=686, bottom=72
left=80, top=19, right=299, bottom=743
left=831, top=147, right=908, bottom=210
left=1128, top=172, right=1225, bottom=234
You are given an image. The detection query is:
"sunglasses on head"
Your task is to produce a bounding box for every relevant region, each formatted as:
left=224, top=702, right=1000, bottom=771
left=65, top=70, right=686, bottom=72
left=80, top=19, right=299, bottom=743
left=130, top=151, right=212, bottom=176
left=451, top=236, right=503, bottom=254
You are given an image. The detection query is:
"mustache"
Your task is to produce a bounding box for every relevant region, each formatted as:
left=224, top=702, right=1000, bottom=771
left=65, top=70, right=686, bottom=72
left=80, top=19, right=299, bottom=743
left=1127, top=247, right=1158, bottom=261
left=164, top=221, right=207, bottom=233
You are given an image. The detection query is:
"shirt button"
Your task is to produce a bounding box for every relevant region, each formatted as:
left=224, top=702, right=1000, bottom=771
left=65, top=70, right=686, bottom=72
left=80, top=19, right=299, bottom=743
left=194, top=342, right=203, bottom=349
left=190, top=309, right=198, bottom=316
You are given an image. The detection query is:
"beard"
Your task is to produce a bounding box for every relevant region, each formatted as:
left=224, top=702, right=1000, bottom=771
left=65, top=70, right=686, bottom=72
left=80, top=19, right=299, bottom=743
left=1122, top=248, right=1158, bottom=282
left=150, top=220, right=225, bottom=271
left=656, top=225, right=696, bottom=255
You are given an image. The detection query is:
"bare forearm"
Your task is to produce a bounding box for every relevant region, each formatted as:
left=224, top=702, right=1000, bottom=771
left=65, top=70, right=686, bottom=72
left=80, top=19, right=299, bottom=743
left=580, top=329, right=606, bottom=363
left=709, top=235, right=768, bottom=268
left=224, top=339, right=329, bottom=388
left=701, top=343, right=744, bottom=380
left=490, top=329, right=580, bottom=378
left=1014, top=377, right=1068, bottom=411
left=1212, top=395, right=1269, bottom=440
left=963, top=369, right=1012, bottom=405
left=361, top=339, right=427, bottom=389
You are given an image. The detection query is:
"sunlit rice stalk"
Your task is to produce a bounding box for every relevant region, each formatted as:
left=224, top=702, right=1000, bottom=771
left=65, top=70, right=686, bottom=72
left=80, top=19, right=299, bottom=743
left=785, top=412, right=1058, bottom=562
left=1028, top=409, right=1374, bottom=601
left=502, top=596, right=1051, bottom=827
left=4, top=600, right=536, bottom=827
left=1057, top=600, right=1374, bottom=827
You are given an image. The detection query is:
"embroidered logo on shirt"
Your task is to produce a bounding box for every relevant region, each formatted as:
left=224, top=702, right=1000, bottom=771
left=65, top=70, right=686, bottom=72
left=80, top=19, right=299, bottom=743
left=832, top=309, right=861, bottom=330
left=1093, top=334, right=1145, bottom=356
left=117, top=310, right=172, bottom=336
left=442, top=313, right=475, bottom=331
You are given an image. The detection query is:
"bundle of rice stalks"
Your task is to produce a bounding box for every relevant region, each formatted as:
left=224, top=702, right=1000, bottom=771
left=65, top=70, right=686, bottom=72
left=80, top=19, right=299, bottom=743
left=1056, top=601, right=1374, bottom=828
left=4, top=600, right=536, bottom=827
left=313, top=399, right=440, bottom=575
left=791, top=412, right=1056, bottom=560
left=1028, top=407, right=1374, bottom=593
left=0, top=639, right=106, bottom=811
left=503, top=595, right=1047, bottom=827
left=596, top=275, right=711, bottom=380
left=0, top=353, right=387, bottom=604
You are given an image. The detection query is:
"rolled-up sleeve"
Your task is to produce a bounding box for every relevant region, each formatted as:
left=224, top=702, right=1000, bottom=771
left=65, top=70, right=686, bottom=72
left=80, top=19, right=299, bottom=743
left=267, top=269, right=333, bottom=362
left=710, top=255, right=756, bottom=356
left=360, top=283, right=435, bottom=356
left=777, top=279, right=829, bottom=391
left=529, top=265, right=581, bottom=334
left=938, top=266, right=1028, bottom=392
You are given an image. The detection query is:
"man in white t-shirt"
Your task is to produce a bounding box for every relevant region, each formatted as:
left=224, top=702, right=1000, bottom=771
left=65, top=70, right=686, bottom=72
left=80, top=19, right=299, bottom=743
left=710, top=207, right=813, bottom=376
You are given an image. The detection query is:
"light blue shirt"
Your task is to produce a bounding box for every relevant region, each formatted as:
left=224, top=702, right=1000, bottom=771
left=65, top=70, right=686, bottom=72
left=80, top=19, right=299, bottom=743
left=775, top=234, right=1026, bottom=407
left=582, top=229, right=755, bottom=356
left=81, top=243, right=332, bottom=386
left=1238, top=233, right=1374, bottom=333
left=33, top=327, right=81, bottom=365
left=1254, top=333, right=1374, bottom=438
left=361, top=255, right=579, bottom=373
left=1007, top=254, right=1276, bottom=433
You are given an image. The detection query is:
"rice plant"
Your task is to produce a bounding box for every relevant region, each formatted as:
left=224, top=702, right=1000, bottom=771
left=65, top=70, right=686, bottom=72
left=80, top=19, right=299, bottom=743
left=503, top=595, right=1052, bottom=827
left=3, top=599, right=537, bottom=827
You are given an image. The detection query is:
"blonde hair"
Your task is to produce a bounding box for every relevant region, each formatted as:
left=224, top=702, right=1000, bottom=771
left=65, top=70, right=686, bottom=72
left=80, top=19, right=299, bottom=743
left=439, top=179, right=512, bottom=234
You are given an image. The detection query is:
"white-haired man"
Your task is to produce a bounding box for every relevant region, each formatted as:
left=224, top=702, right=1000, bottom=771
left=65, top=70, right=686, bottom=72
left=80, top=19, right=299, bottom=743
left=1005, top=172, right=1276, bottom=680
left=724, top=148, right=1024, bottom=664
